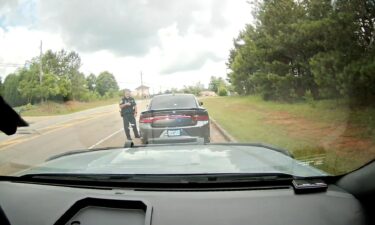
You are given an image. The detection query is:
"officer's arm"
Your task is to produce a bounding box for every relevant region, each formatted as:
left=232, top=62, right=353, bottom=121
left=119, top=100, right=125, bottom=109
left=132, top=99, right=138, bottom=115
left=119, top=100, right=129, bottom=109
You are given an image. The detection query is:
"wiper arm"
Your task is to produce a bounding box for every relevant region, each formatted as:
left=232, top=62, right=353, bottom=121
left=20, top=173, right=136, bottom=182
left=206, top=173, right=295, bottom=182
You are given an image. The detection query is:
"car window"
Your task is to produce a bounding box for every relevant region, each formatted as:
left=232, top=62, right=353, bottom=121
left=150, top=95, right=197, bottom=110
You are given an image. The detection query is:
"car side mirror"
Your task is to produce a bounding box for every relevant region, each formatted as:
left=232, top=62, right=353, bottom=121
left=199, top=101, right=203, bottom=106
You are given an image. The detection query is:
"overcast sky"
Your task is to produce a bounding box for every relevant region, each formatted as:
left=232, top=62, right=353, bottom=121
left=0, top=0, right=252, bottom=92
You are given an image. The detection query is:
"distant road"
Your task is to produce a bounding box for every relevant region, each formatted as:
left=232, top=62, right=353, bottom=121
left=0, top=100, right=227, bottom=175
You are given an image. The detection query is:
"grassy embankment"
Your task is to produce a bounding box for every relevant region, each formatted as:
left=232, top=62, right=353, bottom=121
left=17, top=98, right=119, bottom=117
left=202, top=96, right=375, bottom=175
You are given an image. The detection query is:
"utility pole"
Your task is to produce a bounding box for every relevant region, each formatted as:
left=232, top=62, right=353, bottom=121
left=39, top=40, right=44, bottom=103
left=140, top=71, right=144, bottom=98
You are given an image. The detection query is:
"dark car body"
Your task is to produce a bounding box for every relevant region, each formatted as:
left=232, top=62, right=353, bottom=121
left=139, top=94, right=210, bottom=144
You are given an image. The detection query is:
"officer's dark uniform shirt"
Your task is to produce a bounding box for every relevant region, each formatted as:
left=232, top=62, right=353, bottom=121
left=120, top=97, right=136, bottom=116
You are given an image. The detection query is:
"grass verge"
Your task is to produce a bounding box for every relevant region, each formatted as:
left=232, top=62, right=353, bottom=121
left=201, top=96, right=375, bottom=175
left=19, top=98, right=119, bottom=117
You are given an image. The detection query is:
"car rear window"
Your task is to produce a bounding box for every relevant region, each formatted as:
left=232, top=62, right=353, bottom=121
left=150, top=95, right=197, bottom=110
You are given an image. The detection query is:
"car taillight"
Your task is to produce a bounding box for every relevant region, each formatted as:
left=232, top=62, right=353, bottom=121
left=140, top=116, right=154, bottom=123
left=192, top=115, right=209, bottom=121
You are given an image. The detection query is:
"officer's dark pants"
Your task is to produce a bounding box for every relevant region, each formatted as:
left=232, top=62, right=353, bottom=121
left=123, top=114, right=139, bottom=139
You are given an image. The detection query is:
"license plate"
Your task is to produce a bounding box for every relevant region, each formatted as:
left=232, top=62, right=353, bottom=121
left=167, top=129, right=181, bottom=137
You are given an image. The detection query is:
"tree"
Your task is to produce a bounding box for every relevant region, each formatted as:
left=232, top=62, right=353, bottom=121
left=182, top=82, right=205, bottom=96
left=41, top=49, right=83, bottom=100
left=86, top=73, right=97, bottom=91
left=226, top=0, right=375, bottom=104
left=209, top=76, right=227, bottom=93
left=70, top=72, right=87, bottom=100
left=96, top=71, right=119, bottom=96
left=2, top=73, right=25, bottom=107
left=38, top=73, right=60, bottom=100
left=18, top=67, right=40, bottom=103
left=0, top=76, right=3, bottom=95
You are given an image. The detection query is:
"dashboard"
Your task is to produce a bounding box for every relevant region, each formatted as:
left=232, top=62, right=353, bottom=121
left=0, top=181, right=366, bottom=225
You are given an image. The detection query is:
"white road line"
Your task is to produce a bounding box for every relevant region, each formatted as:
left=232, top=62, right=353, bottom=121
left=88, top=128, right=124, bottom=149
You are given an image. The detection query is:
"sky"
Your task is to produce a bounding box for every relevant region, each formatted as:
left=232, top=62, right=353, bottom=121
left=0, top=0, right=253, bottom=92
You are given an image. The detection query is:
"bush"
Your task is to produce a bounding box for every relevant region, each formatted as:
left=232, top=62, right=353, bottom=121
left=251, top=73, right=299, bottom=102
left=218, top=86, right=228, bottom=96
left=303, top=90, right=316, bottom=108
left=103, top=89, right=118, bottom=99
left=80, top=91, right=101, bottom=102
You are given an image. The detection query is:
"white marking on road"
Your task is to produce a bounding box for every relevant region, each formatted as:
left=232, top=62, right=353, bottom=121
left=88, top=128, right=124, bottom=149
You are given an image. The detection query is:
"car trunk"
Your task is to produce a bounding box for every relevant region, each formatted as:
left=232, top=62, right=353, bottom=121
left=140, top=109, right=209, bottom=128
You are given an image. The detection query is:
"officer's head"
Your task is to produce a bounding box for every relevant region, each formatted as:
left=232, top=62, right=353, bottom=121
left=124, top=89, right=131, bottom=98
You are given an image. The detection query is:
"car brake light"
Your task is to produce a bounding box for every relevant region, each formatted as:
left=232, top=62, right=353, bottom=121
left=140, top=117, right=154, bottom=123
left=192, top=115, right=209, bottom=121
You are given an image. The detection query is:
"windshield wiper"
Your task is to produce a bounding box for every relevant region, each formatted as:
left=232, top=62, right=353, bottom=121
left=20, top=173, right=295, bottom=184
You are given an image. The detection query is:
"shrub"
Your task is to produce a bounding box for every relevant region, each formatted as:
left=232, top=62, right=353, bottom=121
left=218, top=86, right=228, bottom=96
left=303, top=90, right=316, bottom=108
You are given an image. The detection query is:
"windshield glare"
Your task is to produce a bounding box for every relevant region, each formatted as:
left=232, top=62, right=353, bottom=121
left=0, top=0, right=374, bottom=180
left=21, top=145, right=326, bottom=178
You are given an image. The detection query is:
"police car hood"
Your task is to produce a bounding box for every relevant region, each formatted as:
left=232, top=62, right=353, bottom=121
left=18, top=144, right=327, bottom=177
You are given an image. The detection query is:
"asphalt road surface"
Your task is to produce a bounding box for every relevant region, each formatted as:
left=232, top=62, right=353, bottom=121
left=0, top=100, right=227, bottom=175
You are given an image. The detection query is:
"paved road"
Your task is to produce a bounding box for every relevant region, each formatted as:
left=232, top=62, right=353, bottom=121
left=0, top=101, right=227, bottom=175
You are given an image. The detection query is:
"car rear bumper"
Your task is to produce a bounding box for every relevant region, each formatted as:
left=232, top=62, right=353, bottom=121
left=146, top=136, right=206, bottom=144
left=140, top=121, right=210, bottom=143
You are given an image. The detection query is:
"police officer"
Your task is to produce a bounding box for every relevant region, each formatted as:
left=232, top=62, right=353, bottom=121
left=120, top=89, right=140, bottom=140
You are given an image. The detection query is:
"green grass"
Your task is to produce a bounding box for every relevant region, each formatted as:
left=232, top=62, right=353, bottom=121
left=201, top=96, right=375, bottom=175
left=20, top=98, right=119, bottom=117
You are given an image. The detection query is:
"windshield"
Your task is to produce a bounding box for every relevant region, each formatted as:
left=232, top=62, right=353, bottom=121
left=0, top=0, right=374, bottom=180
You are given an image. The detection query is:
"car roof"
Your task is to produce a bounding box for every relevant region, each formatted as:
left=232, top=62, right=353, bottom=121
left=152, top=93, right=196, bottom=98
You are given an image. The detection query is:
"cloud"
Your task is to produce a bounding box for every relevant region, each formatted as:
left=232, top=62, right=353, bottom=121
left=1, top=0, right=253, bottom=84
left=0, top=26, right=64, bottom=77
left=36, top=0, right=231, bottom=56
left=0, top=0, right=37, bottom=28
left=156, top=23, right=223, bottom=74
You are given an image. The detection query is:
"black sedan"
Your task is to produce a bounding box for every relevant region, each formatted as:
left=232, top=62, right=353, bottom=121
left=139, top=94, right=210, bottom=144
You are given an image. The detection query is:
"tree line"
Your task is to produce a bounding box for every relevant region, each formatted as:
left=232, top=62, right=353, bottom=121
left=0, top=49, right=119, bottom=107
left=227, top=0, right=375, bottom=105
left=162, top=76, right=231, bottom=96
